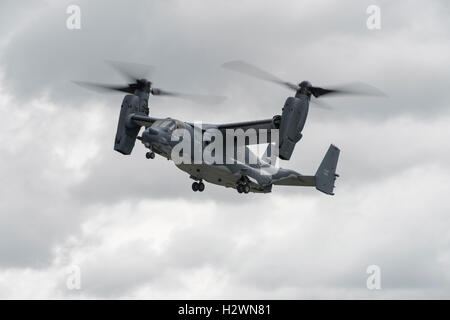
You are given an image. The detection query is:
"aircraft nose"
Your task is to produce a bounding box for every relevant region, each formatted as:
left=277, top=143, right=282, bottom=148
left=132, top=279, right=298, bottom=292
left=142, top=127, right=160, bottom=142
left=145, top=127, right=159, bottom=135
left=142, top=127, right=170, bottom=145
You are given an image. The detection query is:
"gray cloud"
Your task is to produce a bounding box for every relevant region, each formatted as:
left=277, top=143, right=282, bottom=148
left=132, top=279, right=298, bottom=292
left=2, top=0, right=449, bottom=118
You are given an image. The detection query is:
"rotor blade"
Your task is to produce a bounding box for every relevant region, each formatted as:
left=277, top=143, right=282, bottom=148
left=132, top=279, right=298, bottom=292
left=72, top=81, right=132, bottom=94
left=151, top=88, right=226, bottom=105
left=310, top=99, right=333, bottom=110
left=106, top=60, right=154, bottom=82
left=310, top=82, right=387, bottom=98
left=222, top=60, right=299, bottom=91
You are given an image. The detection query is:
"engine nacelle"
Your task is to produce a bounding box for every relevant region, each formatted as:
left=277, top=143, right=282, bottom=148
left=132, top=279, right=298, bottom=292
left=278, top=95, right=309, bottom=160
left=114, top=94, right=148, bottom=155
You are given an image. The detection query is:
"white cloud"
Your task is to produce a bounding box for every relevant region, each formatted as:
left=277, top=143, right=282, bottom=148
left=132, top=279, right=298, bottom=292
left=1, top=160, right=449, bottom=299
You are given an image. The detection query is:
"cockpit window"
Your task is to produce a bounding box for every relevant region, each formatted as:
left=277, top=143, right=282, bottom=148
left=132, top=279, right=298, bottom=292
left=175, top=120, right=185, bottom=129
left=161, top=120, right=173, bottom=129
left=153, top=119, right=176, bottom=130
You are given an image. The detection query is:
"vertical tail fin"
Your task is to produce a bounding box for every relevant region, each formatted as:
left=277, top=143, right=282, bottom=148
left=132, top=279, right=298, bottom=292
left=315, top=144, right=340, bottom=195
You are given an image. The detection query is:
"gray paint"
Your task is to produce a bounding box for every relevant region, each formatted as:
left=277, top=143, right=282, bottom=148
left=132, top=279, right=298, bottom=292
left=116, top=86, right=339, bottom=195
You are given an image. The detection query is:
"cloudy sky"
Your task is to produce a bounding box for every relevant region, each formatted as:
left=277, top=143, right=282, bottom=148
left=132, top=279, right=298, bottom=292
left=0, top=0, right=449, bottom=299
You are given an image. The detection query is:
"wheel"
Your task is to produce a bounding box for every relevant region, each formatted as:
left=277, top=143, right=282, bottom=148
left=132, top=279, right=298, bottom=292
left=237, top=185, right=243, bottom=193
left=243, top=184, right=250, bottom=194
left=198, top=182, right=205, bottom=192
left=192, top=182, right=199, bottom=192
left=146, top=151, right=155, bottom=159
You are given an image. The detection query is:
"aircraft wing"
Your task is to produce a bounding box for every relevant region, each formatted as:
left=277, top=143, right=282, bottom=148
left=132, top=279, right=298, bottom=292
left=198, top=119, right=275, bottom=144
left=130, top=114, right=161, bottom=127
left=215, top=119, right=273, bottom=131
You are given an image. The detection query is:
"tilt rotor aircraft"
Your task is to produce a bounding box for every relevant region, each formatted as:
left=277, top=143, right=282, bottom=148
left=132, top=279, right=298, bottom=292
left=74, top=60, right=384, bottom=195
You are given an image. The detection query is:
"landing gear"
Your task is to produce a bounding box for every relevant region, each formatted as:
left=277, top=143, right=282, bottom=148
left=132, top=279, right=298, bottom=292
left=192, top=181, right=205, bottom=192
left=236, top=176, right=251, bottom=194
left=146, top=151, right=155, bottom=159
left=237, top=183, right=250, bottom=194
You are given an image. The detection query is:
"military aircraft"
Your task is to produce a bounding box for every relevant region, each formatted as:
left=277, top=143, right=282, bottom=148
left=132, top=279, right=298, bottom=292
left=74, top=61, right=384, bottom=195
